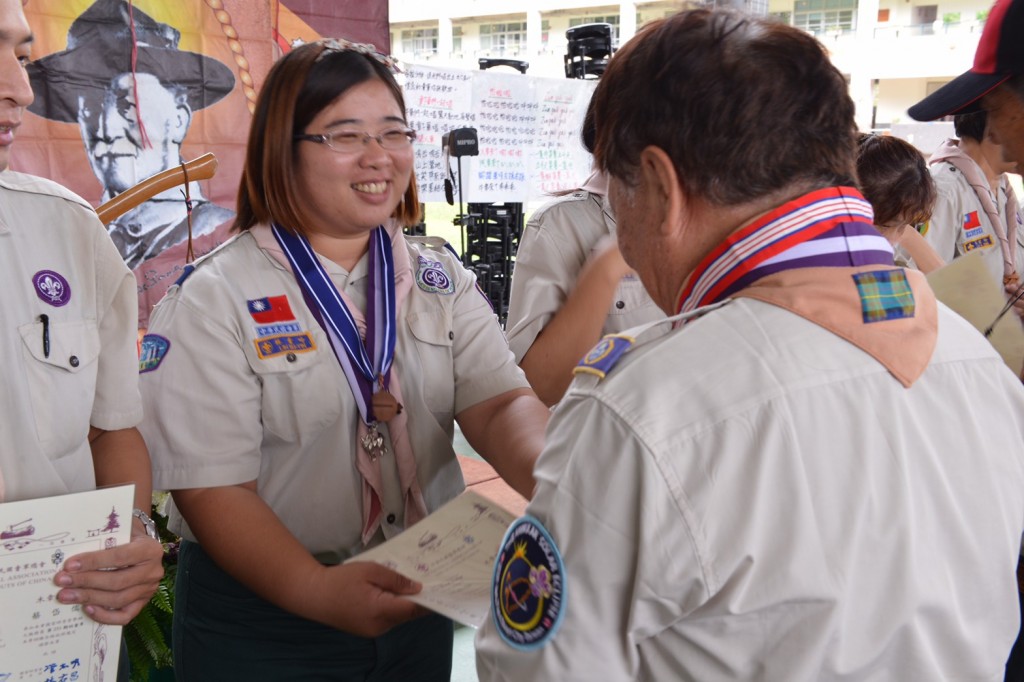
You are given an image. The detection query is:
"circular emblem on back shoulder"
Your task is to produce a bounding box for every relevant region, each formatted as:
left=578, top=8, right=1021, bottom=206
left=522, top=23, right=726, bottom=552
left=491, top=516, right=566, bottom=650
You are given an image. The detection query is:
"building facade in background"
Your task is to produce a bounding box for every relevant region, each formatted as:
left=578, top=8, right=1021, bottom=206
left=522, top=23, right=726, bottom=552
left=389, top=0, right=988, bottom=133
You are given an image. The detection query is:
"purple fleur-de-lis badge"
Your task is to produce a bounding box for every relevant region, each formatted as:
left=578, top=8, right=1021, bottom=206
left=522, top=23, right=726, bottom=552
left=33, top=270, right=71, bottom=307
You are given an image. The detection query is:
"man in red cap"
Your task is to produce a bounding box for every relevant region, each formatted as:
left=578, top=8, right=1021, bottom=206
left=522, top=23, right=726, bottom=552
left=909, top=0, right=1024, bottom=169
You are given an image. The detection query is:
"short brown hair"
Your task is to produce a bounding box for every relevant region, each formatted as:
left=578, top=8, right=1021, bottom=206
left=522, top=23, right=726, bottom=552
left=234, top=41, right=420, bottom=234
left=592, top=9, right=857, bottom=206
left=855, top=134, right=935, bottom=229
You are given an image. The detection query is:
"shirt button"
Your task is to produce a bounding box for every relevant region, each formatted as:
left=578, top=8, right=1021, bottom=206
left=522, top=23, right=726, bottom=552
left=69, top=355, right=80, bottom=367
left=386, top=513, right=397, bottom=524
left=286, top=352, right=297, bottom=362
left=449, top=331, right=454, bottom=340
left=615, top=300, right=625, bottom=309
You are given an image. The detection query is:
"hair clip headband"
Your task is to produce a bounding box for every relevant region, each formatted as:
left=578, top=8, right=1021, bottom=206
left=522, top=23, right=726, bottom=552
left=291, top=37, right=401, bottom=73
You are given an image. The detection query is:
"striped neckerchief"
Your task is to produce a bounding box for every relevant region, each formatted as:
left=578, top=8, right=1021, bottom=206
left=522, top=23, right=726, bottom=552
left=676, top=186, right=894, bottom=315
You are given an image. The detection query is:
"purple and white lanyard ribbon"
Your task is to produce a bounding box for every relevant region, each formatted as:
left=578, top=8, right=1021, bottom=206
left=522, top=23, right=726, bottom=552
left=271, top=224, right=397, bottom=426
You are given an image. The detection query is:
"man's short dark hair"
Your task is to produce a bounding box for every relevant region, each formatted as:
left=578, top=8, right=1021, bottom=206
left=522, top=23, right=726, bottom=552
left=592, top=9, right=857, bottom=206
left=953, top=111, right=988, bottom=142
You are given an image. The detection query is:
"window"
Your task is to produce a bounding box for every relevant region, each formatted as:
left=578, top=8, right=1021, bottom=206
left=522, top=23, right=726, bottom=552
left=453, top=26, right=463, bottom=53
left=480, top=21, right=527, bottom=54
left=769, top=11, right=793, bottom=24
left=793, top=0, right=858, bottom=33
left=568, top=14, right=620, bottom=42
left=401, top=28, right=438, bottom=55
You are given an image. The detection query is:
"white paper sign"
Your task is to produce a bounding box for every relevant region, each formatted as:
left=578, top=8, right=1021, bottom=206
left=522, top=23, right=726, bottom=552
left=0, top=484, right=134, bottom=681
left=347, top=491, right=515, bottom=627
left=405, top=64, right=596, bottom=203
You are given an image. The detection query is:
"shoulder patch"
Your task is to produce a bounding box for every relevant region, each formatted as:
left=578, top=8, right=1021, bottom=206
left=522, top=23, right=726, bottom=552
left=573, top=333, right=635, bottom=379
left=492, top=515, right=566, bottom=650
left=416, top=255, right=456, bottom=295
left=139, top=334, right=171, bottom=373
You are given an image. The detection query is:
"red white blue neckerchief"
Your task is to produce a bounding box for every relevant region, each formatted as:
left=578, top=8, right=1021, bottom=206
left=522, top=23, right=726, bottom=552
left=272, top=223, right=396, bottom=426
left=676, top=186, right=893, bottom=315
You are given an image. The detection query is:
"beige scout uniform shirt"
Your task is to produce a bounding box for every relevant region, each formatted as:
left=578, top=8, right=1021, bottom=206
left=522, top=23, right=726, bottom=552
left=477, top=297, right=1024, bottom=681
left=140, top=229, right=529, bottom=564
left=505, top=191, right=664, bottom=363
left=926, top=162, right=1023, bottom=286
left=0, top=171, right=141, bottom=502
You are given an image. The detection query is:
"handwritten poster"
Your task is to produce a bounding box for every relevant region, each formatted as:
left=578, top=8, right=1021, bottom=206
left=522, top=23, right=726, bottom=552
left=405, top=65, right=596, bottom=204
left=348, top=491, right=516, bottom=627
left=0, top=485, right=134, bottom=681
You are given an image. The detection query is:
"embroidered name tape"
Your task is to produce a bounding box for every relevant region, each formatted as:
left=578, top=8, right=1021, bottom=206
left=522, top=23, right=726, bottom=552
left=492, top=516, right=566, bottom=650
left=416, top=256, right=455, bottom=295
left=139, top=334, right=171, bottom=373
left=254, top=333, right=316, bottom=359
left=254, top=321, right=302, bottom=338
left=573, top=334, right=635, bottom=379
left=852, top=269, right=916, bottom=324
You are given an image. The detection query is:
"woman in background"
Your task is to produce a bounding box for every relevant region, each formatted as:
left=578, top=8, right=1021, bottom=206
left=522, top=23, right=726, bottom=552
left=856, top=133, right=943, bottom=272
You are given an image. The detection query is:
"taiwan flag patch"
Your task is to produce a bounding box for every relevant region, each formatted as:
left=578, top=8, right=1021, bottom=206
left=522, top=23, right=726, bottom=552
left=963, top=211, right=982, bottom=230
left=247, top=295, right=295, bottom=324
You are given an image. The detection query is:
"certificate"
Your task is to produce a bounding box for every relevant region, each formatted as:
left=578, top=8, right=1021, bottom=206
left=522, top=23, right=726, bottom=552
left=927, top=251, right=1024, bottom=373
left=0, top=484, right=134, bottom=681
left=347, top=491, right=516, bottom=627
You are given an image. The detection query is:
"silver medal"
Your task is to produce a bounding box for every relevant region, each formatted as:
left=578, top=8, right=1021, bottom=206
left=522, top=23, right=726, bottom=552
left=360, top=423, right=387, bottom=461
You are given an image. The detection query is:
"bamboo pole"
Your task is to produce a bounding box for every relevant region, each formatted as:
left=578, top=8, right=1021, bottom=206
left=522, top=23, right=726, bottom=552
left=95, top=153, right=218, bottom=225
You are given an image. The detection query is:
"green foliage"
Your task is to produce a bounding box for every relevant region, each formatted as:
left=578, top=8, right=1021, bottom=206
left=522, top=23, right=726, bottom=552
left=125, top=497, right=179, bottom=681
left=976, top=9, right=990, bottom=21
left=942, top=11, right=961, bottom=24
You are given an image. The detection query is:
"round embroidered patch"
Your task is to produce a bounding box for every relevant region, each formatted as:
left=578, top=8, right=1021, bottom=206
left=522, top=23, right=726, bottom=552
left=582, top=337, right=614, bottom=365
left=416, top=257, right=455, bottom=295
left=491, top=515, right=566, bottom=650
left=33, top=270, right=71, bottom=307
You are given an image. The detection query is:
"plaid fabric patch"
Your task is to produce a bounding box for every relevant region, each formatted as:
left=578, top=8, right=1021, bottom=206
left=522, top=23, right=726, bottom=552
left=852, top=270, right=916, bottom=323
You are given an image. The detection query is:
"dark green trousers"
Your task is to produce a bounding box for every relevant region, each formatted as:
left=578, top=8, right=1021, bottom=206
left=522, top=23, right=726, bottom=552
left=173, top=540, right=454, bottom=681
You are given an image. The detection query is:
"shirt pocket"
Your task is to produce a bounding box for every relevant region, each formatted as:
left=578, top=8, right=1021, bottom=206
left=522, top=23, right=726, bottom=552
left=406, top=310, right=455, bottom=416
left=18, top=318, right=100, bottom=458
left=246, top=337, right=344, bottom=444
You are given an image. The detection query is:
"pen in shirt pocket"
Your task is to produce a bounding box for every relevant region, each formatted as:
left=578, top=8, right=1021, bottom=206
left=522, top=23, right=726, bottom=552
left=38, top=313, right=50, bottom=358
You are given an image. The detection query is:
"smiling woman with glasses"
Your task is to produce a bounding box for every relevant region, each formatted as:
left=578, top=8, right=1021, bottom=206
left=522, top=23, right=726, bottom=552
left=295, top=127, right=417, bottom=153
left=137, top=37, right=548, bottom=681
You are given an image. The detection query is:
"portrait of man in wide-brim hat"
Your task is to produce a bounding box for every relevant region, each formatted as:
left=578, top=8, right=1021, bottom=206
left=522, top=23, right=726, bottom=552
left=26, top=0, right=236, bottom=271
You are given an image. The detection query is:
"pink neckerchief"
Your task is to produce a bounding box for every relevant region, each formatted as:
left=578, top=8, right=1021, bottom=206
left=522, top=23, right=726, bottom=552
left=930, top=139, right=1019, bottom=284
left=252, top=222, right=428, bottom=545
left=732, top=266, right=937, bottom=387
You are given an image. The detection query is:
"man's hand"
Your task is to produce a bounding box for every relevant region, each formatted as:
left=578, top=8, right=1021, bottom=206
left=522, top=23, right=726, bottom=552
left=54, top=534, right=164, bottom=625
left=1004, top=282, right=1024, bottom=319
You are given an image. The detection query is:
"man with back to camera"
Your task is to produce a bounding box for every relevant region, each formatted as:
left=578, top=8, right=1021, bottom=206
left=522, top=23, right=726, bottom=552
left=0, top=0, right=163, bottom=677
left=911, top=11, right=1024, bottom=678
left=475, top=7, right=1024, bottom=680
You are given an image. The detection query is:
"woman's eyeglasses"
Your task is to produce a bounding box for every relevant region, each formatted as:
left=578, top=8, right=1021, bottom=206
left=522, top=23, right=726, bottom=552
left=294, top=128, right=417, bottom=154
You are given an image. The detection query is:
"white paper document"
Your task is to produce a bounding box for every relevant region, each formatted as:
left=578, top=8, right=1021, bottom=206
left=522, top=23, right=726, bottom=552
left=0, top=484, right=134, bottom=681
left=347, top=491, right=516, bottom=627
left=926, top=251, right=1024, bottom=373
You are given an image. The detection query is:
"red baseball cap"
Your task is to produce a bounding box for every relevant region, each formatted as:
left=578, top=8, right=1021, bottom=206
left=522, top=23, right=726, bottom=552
left=908, top=0, right=1024, bottom=120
